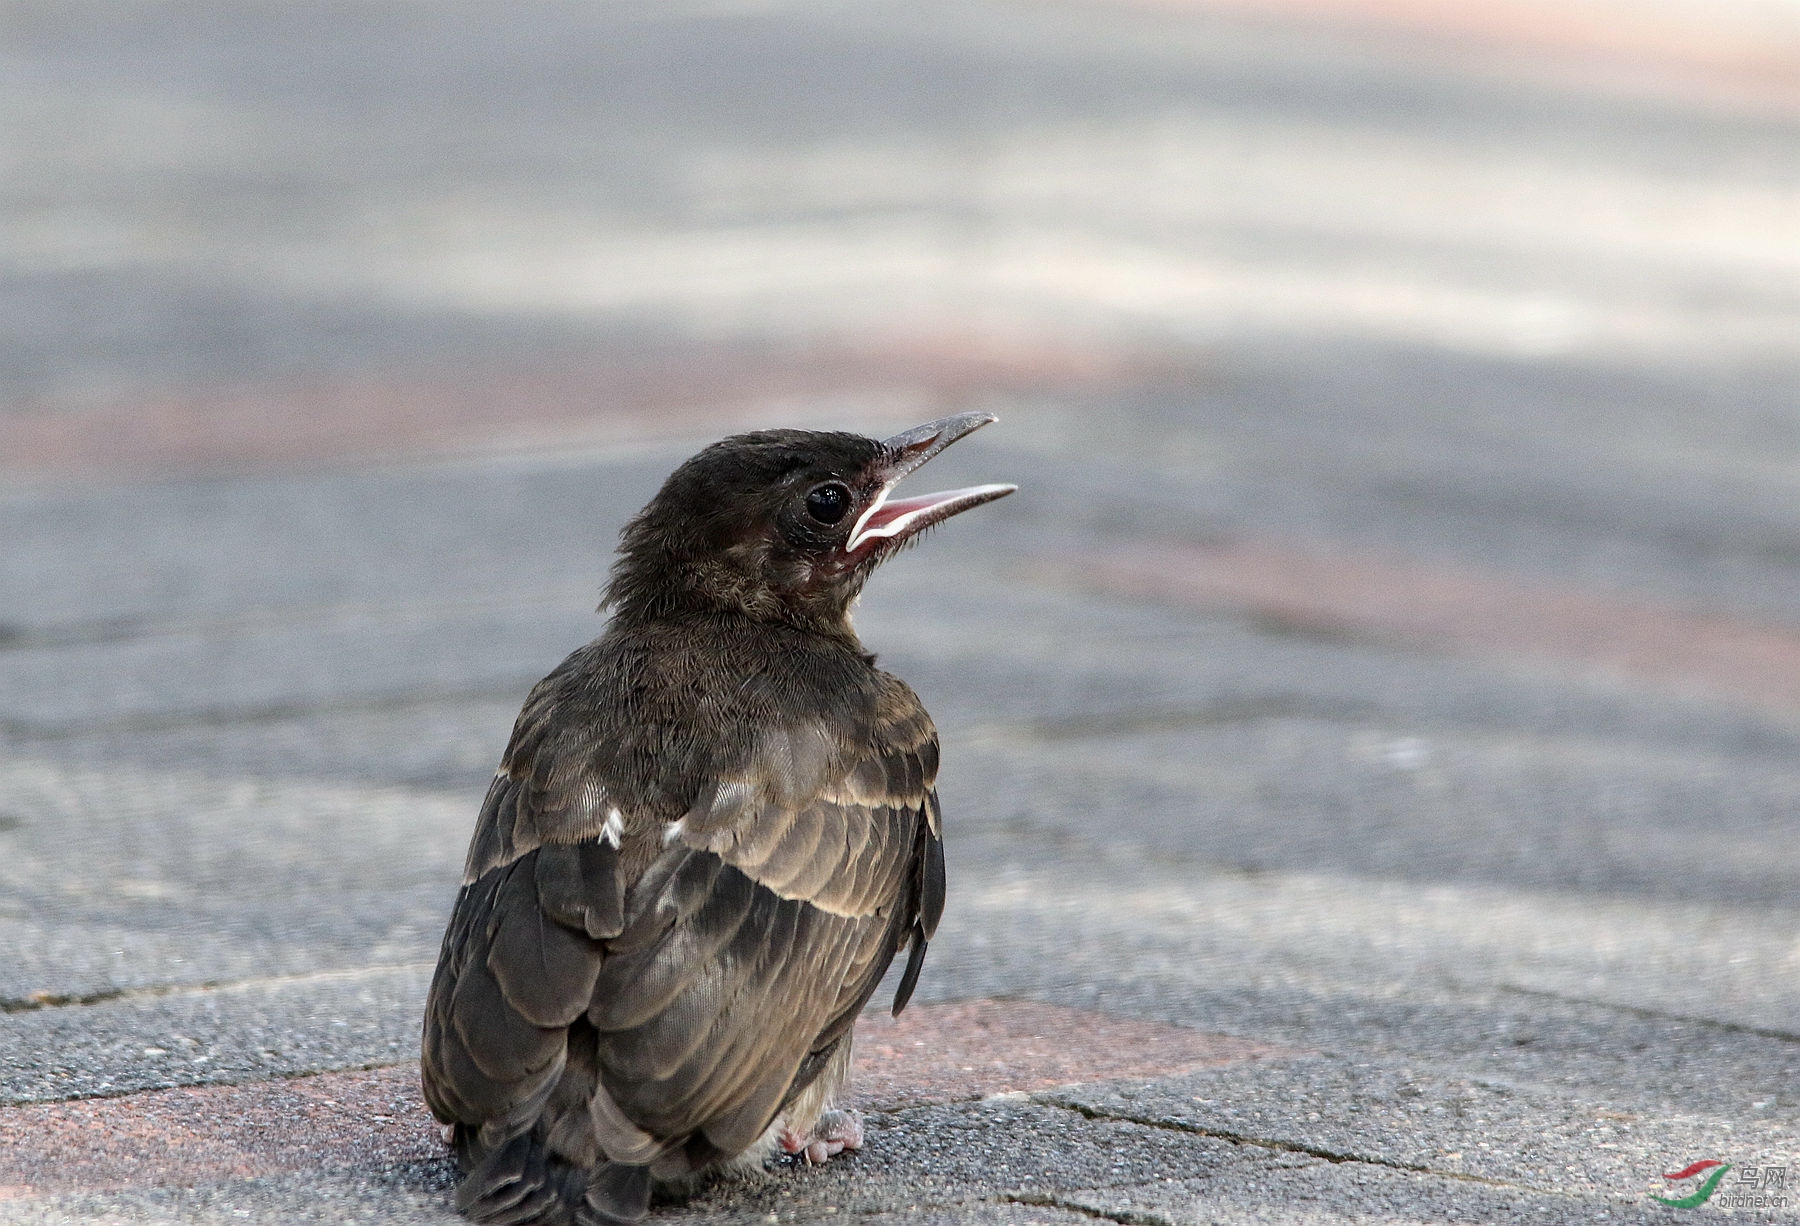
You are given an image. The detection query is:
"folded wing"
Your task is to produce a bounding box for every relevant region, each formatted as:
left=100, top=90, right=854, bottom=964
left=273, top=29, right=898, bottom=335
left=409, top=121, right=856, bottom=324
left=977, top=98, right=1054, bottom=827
left=421, top=669, right=945, bottom=1173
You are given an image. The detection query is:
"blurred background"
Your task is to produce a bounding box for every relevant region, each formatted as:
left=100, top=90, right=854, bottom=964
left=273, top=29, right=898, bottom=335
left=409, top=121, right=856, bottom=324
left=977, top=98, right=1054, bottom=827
left=2, top=0, right=1799, bottom=1159
left=4, top=0, right=1797, bottom=480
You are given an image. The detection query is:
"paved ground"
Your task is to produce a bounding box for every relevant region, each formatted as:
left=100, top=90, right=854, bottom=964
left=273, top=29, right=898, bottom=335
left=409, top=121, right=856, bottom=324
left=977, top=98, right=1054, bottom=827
left=2, top=0, right=1799, bottom=1221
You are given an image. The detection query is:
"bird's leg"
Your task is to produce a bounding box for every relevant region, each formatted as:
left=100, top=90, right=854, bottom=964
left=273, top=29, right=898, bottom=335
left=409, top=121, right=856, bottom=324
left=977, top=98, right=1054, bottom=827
left=779, top=1109, right=864, bottom=1165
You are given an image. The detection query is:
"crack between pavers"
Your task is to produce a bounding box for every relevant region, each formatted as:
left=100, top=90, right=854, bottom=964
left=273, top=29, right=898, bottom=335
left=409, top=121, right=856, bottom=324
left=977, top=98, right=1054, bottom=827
left=0, top=1057, right=426, bottom=1112
left=0, top=961, right=433, bottom=1016
left=0, top=590, right=594, bottom=654
left=1037, top=1098, right=1565, bottom=1198
left=2, top=689, right=1366, bottom=748
left=1001, top=1191, right=1181, bottom=1226
left=963, top=694, right=1376, bottom=746
left=0, top=681, right=535, bottom=742
left=1498, top=983, right=1800, bottom=1044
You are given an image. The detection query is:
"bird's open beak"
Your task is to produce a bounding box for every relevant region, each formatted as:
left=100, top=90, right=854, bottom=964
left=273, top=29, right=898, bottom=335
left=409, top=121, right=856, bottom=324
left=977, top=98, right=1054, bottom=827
left=845, top=411, right=1017, bottom=555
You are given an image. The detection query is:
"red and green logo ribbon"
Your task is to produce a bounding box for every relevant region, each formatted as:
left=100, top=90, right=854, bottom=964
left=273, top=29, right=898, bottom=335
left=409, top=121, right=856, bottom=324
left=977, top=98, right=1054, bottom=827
left=1651, top=1160, right=1731, bottom=1208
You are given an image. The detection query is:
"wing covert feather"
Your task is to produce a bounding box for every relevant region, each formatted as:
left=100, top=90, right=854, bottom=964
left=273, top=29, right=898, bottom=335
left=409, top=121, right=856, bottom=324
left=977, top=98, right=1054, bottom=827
left=422, top=837, right=621, bottom=1133
left=425, top=629, right=951, bottom=1175
left=579, top=673, right=944, bottom=1155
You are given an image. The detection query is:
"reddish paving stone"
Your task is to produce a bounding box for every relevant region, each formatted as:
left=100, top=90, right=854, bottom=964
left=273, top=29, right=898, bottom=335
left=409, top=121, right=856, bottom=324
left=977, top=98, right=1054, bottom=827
left=0, top=1064, right=436, bottom=1200
left=0, top=1001, right=1276, bottom=1198
left=1056, top=538, right=1800, bottom=714
left=1148, top=0, right=1800, bottom=115
left=0, top=334, right=1134, bottom=482
left=848, top=998, right=1282, bottom=1109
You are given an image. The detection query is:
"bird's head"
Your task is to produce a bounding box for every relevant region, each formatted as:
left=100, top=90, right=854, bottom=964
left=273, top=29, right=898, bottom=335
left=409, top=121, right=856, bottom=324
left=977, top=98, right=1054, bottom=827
left=604, top=411, right=1016, bottom=633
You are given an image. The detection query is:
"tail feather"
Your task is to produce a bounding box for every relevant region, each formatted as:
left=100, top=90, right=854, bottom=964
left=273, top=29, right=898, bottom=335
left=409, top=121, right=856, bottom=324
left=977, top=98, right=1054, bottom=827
left=575, top=1162, right=653, bottom=1226
left=453, top=1130, right=650, bottom=1226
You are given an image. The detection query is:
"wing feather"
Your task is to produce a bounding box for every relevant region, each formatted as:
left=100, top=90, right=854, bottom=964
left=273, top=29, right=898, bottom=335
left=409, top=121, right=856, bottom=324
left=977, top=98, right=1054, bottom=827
left=423, top=851, right=605, bottom=1155
left=422, top=630, right=948, bottom=1181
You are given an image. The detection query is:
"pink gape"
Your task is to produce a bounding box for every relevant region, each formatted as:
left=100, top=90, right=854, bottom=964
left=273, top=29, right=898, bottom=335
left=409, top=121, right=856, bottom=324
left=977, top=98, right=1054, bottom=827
left=778, top=1109, right=865, bottom=1166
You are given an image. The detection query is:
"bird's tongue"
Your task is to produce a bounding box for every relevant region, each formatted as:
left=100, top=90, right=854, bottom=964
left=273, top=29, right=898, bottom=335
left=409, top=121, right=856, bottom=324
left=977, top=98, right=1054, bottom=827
left=858, top=491, right=957, bottom=536
left=847, top=484, right=1015, bottom=552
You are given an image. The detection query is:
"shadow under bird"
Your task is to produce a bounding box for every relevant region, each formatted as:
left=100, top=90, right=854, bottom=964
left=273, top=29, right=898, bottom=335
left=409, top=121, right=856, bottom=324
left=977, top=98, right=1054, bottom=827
left=422, top=412, right=1016, bottom=1225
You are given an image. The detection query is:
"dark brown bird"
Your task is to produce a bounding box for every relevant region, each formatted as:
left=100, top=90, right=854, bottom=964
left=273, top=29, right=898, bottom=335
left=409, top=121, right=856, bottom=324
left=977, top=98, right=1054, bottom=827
left=421, top=412, right=1015, bottom=1225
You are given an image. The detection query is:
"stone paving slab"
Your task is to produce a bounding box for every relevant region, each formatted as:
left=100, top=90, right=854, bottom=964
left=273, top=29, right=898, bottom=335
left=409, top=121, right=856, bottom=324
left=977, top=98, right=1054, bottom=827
left=6, top=1055, right=1790, bottom=1224
left=7, top=832, right=1794, bottom=1113
left=0, top=337, right=1122, bottom=481
left=0, top=1066, right=439, bottom=1200
left=4, top=0, right=1799, bottom=1222
left=1042, top=1166, right=1641, bottom=1226
left=0, top=758, right=468, bottom=1002
left=1047, top=1060, right=1799, bottom=1200
left=0, top=1167, right=469, bottom=1226
left=0, top=1003, right=1276, bottom=1219
left=0, top=1168, right=1097, bottom=1226
left=0, top=967, right=432, bottom=1107
left=932, top=856, right=1800, bottom=1111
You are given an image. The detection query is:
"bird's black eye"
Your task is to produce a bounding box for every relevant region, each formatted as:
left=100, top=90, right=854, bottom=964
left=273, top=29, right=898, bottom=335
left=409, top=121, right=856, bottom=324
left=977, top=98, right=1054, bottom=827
left=805, top=482, right=852, bottom=526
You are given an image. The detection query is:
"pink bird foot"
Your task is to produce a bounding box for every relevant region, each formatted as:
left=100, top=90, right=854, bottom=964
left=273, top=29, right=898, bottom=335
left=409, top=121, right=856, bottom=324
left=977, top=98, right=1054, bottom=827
left=779, top=1109, right=865, bottom=1165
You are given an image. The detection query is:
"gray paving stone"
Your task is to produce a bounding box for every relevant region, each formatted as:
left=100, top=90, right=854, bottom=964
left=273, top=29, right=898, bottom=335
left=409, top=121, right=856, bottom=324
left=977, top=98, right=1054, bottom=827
left=0, top=1163, right=463, bottom=1226
left=0, top=760, right=465, bottom=1001
left=922, top=854, right=1800, bottom=1118
left=0, top=966, right=431, bottom=1106
left=1046, top=1166, right=1648, bottom=1226
left=1044, top=1058, right=1798, bottom=1204
left=673, top=1099, right=1238, bottom=1217
left=3, top=0, right=1798, bottom=1222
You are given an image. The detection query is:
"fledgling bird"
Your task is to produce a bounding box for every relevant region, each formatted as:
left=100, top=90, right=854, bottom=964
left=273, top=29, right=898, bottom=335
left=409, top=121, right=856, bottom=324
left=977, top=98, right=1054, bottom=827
left=421, top=412, right=1015, bottom=1225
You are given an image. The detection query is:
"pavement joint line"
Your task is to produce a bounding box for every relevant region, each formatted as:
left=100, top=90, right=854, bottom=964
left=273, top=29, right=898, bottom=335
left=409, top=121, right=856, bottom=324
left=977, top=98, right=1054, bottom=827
left=1001, top=1190, right=1179, bottom=1226
left=964, top=694, right=1380, bottom=746
left=0, top=962, right=435, bottom=1025
left=0, top=616, right=164, bottom=654
left=0, top=1002, right=1275, bottom=1198
left=0, top=687, right=1368, bottom=753
left=1035, top=1098, right=1557, bottom=1198
left=0, top=593, right=588, bottom=654
left=1496, top=982, right=1800, bottom=1044
left=1, top=985, right=145, bottom=1016
left=0, top=682, right=536, bottom=742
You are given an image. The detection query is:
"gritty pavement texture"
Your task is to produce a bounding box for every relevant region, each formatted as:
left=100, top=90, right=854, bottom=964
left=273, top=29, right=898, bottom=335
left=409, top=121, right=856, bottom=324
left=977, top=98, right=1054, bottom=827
left=0, top=1003, right=1268, bottom=1200
left=2, top=0, right=1799, bottom=1222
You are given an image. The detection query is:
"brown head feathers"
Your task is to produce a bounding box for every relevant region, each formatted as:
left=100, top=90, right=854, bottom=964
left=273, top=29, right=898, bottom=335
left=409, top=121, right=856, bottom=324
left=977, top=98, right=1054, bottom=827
left=603, top=415, right=1015, bottom=634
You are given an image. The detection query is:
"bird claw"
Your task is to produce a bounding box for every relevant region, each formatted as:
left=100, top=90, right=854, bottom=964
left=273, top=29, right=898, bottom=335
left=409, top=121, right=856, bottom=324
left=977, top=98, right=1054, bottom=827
left=779, top=1109, right=864, bottom=1165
